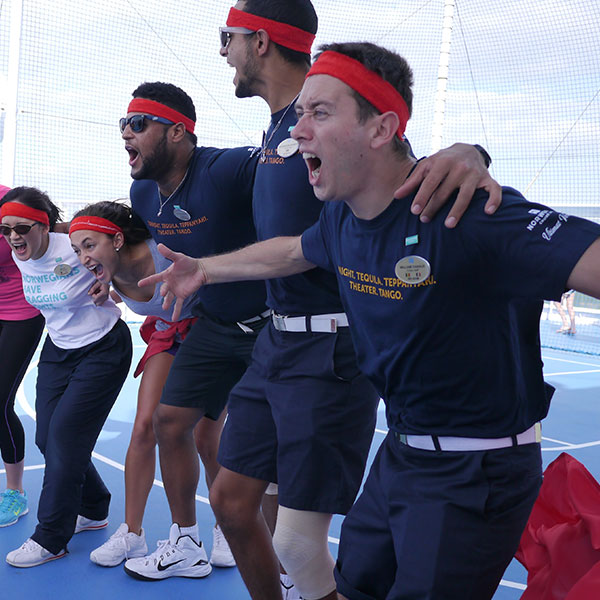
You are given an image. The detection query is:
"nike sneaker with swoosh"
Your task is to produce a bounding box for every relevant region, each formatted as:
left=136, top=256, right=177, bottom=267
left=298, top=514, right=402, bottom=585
left=123, top=523, right=211, bottom=580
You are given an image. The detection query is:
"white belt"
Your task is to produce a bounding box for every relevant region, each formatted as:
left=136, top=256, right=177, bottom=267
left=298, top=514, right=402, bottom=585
left=395, top=422, right=542, bottom=452
left=272, top=312, right=349, bottom=333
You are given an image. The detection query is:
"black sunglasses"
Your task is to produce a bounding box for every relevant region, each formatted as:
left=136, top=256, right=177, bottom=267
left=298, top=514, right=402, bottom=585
left=119, top=114, right=174, bottom=134
left=219, top=26, right=255, bottom=49
left=0, top=222, right=42, bottom=236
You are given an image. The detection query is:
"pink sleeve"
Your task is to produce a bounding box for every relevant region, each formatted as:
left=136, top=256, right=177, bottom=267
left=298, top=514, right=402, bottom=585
left=0, top=237, right=41, bottom=320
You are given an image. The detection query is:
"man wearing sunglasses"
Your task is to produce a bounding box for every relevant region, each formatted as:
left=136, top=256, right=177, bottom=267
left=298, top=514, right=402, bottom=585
left=92, top=81, right=268, bottom=576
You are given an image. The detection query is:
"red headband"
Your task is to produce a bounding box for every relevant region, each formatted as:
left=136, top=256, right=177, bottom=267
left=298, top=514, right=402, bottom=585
left=69, top=216, right=123, bottom=237
left=307, top=51, right=410, bottom=139
left=127, top=98, right=196, bottom=134
left=0, top=202, right=50, bottom=226
left=226, top=7, right=315, bottom=54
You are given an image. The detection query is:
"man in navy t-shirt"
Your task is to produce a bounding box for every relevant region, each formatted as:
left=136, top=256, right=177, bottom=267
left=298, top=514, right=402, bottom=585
left=114, top=82, right=268, bottom=578
left=143, top=42, right=600, bottom=599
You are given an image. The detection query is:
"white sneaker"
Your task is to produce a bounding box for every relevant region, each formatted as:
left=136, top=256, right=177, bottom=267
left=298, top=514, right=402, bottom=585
left=123, top=523, right=212, bottom=581
left=74, top=515, right=109, bottom=534
left=281, top=574, right=303, bottom=600
left=209, top=524, right=236, bottom=567
left=6, top=538, right=67, bottom=568
left=90, top=522, right=148, bottom=567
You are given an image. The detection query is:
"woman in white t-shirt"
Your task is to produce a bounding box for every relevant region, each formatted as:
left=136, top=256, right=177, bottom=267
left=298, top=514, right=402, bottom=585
left=0, top=187, right=132, bottom=568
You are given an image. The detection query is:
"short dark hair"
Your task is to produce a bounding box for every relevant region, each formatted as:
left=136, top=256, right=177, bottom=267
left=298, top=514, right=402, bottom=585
left=243, top=0, right=318, bottom=67
left=0, top=186, right=62, bottom=230
left=132, top=82, right=198, bottom=146
left=314, top=42, right=414, bottom=156
left=73, top=201, right=151, bottom=245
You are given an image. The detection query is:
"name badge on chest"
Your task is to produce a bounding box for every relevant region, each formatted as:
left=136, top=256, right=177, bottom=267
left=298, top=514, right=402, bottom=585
left=54, top=257, right=72, bottom=277
left=394, top=255, right=431, bottom=284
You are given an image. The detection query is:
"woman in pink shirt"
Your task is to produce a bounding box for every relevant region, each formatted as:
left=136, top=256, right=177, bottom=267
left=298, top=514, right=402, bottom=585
left=0, top=185, right=45, bottom=527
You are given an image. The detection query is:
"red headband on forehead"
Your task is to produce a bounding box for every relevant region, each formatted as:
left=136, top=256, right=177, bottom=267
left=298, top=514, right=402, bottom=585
left=69, top=216, right=123, bottom=237
left=307, top=51, right=410, bottom=139
left=226, top=7, right=315, bottom=54
left=127, top=98, right=196, bottom=134
left=0, top=201, right=50, bottom=226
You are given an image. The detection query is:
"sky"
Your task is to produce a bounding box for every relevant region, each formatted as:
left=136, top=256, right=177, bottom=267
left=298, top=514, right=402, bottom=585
left=0, top=0, right=598, bottom=220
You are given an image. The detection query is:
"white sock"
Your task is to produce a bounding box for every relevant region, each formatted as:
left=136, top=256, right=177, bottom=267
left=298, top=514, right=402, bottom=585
left=179, top=524, right=200, bottom=544
left=281, top=573, right=295, bottom=590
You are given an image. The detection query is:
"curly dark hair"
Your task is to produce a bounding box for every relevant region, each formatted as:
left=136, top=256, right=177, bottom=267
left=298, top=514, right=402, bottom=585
left=73, top=201, right=151, bottom=245
left=132, top=82, right=197, bottom=146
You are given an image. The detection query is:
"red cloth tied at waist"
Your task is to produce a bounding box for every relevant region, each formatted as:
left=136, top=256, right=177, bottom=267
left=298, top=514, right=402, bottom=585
left=516, top=452, right=600, bottom=600
left=134, top=315, right=197, bottom=377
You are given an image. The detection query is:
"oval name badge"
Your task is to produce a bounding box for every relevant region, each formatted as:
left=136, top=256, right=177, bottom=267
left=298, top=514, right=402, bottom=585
left=173, top=205, right=191, bottom=221
left=394, top=255, right=431, bottom=284
left=54, top=263, right=72, bottom=277
left=276, top=138, right=299, bottom=158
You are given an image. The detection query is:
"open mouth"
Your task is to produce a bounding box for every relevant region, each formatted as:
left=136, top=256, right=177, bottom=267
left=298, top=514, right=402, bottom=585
left=87, top=263, right=105, bottom=279
left=126, top=145, right=139, bottom=167
left=303, top=153, right=322, bottom=181
left=11, top=240, right=28, bottom=257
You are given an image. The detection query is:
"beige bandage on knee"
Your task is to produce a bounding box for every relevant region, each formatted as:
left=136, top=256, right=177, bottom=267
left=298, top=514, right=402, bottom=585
left=272, top=506, right=336, bottom=600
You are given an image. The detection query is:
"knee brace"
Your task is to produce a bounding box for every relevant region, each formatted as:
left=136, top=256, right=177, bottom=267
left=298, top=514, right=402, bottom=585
left=272, top=506, right=336, bottom=600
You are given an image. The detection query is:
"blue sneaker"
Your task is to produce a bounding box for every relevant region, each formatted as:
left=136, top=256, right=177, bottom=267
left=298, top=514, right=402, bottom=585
left=0, top=489, right=28, bottom=527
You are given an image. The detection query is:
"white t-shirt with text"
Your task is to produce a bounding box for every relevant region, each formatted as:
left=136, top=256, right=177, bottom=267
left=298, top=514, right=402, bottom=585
left=14, top=232, right=121, bottom=349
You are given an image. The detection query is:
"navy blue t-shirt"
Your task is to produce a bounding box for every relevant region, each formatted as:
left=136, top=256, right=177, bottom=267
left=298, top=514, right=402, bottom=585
left=252, top=101, right=343, bottom=315
left=302, top=187, right=600, bottom=437
left=131, top=146, right=266, bottom=323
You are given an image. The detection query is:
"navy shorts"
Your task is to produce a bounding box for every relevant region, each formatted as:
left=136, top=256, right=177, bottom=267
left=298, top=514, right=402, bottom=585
left=218, top=322, right=379, bottom=514
left=159, top=314, right=267, bottom=420
left=334, top=433, right=542, bottom=600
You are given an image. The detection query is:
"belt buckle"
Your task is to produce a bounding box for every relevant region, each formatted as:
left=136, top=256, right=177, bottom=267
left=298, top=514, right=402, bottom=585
left=395, top=432, right=408, bottom=445
left=272, top=314, right=285, bottom=331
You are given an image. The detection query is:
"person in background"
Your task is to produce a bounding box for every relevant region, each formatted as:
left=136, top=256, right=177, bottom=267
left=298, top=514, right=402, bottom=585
left=0, top=184, right=45, bottom=528
left=554, top=289, right=576, bottom=334
left=1, top=187, right=132, bottom=567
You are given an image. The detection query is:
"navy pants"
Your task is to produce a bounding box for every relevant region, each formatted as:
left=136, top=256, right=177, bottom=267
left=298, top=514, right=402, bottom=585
left=335, top=433, right=542, bottom=600
left=31, top=320, right=132, bottom=554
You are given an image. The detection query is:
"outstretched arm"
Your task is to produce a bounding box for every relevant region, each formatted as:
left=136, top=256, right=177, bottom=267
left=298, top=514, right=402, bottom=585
left=395, top=143, right=501, bottom=228
left=138, top=237, right=314, bottom=320
left=566, top=238, right=600, bottom=299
